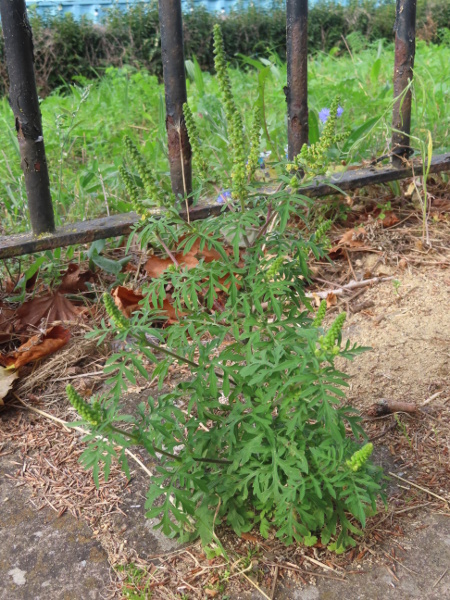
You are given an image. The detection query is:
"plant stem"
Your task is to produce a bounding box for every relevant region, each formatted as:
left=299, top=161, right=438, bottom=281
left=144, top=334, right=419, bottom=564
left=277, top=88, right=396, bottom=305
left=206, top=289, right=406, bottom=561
left=140, top=333, right=200, bottom=369
left=107, top=424, right=231, bottom=464
left=137, top=332, right=237, bottom=386
left=154, top=233, right=179, bottom=266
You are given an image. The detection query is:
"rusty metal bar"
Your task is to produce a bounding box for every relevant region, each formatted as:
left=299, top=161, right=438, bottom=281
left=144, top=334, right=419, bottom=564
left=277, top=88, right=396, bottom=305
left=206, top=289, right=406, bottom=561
left=0, top=0, right=55, bottom=235
left=1, top=153, right=448, bottom=260
left=158, top=0, right=192, bottom=202
left=286, top=0, right=309, bottom=160
left=392, top=0, right=417, bottom=168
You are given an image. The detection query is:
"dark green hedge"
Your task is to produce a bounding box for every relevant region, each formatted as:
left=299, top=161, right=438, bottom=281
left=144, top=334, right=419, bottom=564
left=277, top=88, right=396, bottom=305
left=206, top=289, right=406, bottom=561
left=0, top=0, right=448, bottom=96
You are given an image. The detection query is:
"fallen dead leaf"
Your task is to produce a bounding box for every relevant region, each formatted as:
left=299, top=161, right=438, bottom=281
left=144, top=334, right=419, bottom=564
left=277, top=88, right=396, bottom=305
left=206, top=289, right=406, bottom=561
left=59, top=263, right=94, bottom=293
left=311, top=293, right=322, bottom=308
left=144, top=252, right=200, bottom=278
left=112, top=286, right=144, bottom=318
left=398, top=258, right=408, bottom=270
left=0, top=366, right=18, bottom=404
left=25, top=270, right=39, bottom=292
left=186, top=237, right=223, bottom=263
left=326, top=292, right=337, bottom=308
left=15, top=292, right=86, bottom=331
left=381, top=211, right=400, bottom=228
left=144, top=255, right=178, bottom=279
left=112, top=286, right=181, bottom=325
left=241, top=532, right=259, bottom=544
left=0, top=304, right=15, bottom=343
left=144, top=236, right=223, bottom=278
left=0, top=325, right=71, bottom=369
left=338, top=228, right=367, bottom=248
left=432, top=198, right=450, bottom=212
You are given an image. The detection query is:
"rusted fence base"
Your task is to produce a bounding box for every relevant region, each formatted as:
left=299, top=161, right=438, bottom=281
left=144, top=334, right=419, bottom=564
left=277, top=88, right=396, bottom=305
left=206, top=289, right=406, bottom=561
left=0, top=153, right=449, bottom=260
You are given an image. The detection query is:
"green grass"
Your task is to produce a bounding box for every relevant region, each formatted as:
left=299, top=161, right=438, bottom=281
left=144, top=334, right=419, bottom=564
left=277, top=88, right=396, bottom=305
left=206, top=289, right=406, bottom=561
left=0, top=40, right=448, bottom=235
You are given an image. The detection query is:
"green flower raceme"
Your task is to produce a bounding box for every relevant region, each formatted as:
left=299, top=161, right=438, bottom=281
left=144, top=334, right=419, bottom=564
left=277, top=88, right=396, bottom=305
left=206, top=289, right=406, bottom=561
left=213, top=24, right=248, bottom=208
left=315, top=219, right=332, bottom=245
left=123, top=136, right=166, bottom=209
left=119, top=165, right=139, bottom=209
left=265, top=255, right=285, bottom=280
left=346, top=443, right=374, bottom=472
left=66, top=384, right=103, bottom=426
left=321, top=312, right=346, bottom=352
left=287, top=96, right=346, bottom=178
left=213, top=24, right=236, bottom=126
left=183, top=102, right=209, bottom=180
left=312, top=300, right=327, bottom=327
left=103, top=293, right=130, bottom=331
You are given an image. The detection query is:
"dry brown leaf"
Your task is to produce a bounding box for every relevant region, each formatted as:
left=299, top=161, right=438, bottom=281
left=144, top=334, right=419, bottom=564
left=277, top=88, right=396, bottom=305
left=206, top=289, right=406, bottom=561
left=144, top=236, right=223, bottom=278
left=15, top=292, right=86, bottom=331
left=185, top=237, right=223, bottom=263
left=204, top=589, right=219, bottom=598
left=3, top=278, right=16, bottom=294
left=0, top=304, right=15, bottom=344
left=241, top=532, right=259, bottom=544
left=59, top=263, right=94, bottom=293
left=158, top=295, right=183, bottom=325
left=326, top=292, right=337, bottom=308
left=112, top=286, right=144, bottom=318
left=0, top=325, right=71, bottom=369
left=144, top=252, right=200, bottom=278
left=311, top=293, right=322, bottom=308
left=381, top=211, right=400, bottom=228
left=144, top=255, right=177, bottom=279
left=432, top=198, right=450, bottom=211
left=338, top=228, right=367, bottom=247
left=0, top=366, right=18, bottom=404
left=25, top=270, right=39, bottom=292
left=112, top=286, right=180, bottom=325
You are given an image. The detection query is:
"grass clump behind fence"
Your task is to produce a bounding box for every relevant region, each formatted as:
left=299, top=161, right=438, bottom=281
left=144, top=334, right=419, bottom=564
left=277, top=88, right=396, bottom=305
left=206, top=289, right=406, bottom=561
left=0, top=0, right=448, bottom=96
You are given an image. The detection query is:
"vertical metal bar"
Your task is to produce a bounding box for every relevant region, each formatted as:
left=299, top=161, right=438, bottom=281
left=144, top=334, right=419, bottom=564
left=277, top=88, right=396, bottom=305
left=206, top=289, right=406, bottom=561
left=391, top=0, right=417, bottom=168
left=0, top=0, right=55, bottom=235
left=286, top=0, right=309, bottom=161
left=158, top=0, right=192, bottom=202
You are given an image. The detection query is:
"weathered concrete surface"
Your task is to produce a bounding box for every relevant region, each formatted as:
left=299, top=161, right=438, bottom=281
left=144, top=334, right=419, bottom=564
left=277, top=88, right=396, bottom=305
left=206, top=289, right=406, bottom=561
left=237, top=512, right=450, bottom=600
left=0, top=459, right=112, bottom=600
left=300, top=513, right=450, bottom=600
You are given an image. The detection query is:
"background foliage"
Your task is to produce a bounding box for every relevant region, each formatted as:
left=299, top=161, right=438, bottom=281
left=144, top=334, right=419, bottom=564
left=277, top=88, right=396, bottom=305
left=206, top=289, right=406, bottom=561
left=0, top=38, right=448, bottom=235
left=0, top=0, right=448, bottom=96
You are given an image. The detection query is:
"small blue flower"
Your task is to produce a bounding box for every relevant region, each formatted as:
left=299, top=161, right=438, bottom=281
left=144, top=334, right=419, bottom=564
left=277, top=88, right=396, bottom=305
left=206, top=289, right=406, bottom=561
left=319, top=105, right=344, bottom=124
left=216, top=189, right=231, bottom=204
left=318, top=108, right=330, bottom=124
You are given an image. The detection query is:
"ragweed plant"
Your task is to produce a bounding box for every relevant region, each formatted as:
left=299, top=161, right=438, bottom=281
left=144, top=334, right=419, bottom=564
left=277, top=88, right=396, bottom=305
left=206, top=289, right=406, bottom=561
left=120, top=135, right=175, bottom=215
left=70, top=187, right=385, bottom=553
left=68, top=26, right=386, bottom=556
left=183, top=102, right=209, bottom=180
left=183, top=25, right=262, bottom=210
left=288, top=96, right=347, bottom=184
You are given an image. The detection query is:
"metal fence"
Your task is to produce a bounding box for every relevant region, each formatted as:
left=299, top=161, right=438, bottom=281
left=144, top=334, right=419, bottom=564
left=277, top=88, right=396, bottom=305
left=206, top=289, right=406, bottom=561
left=0, top=0, right=449, bottom=259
